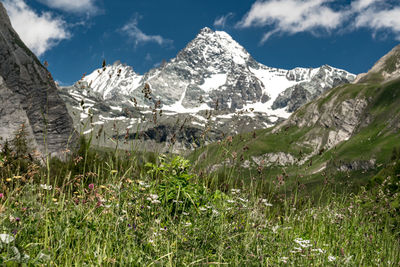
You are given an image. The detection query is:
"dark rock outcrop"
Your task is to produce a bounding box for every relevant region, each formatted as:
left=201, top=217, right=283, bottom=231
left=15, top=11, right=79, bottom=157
left=0, top=3, right=75, bottom=157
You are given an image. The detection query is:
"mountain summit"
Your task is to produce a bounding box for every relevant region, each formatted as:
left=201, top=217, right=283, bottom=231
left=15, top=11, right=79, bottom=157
left=61, top=27, right=355, bottom=151
left=79, top=27, right=354, bottom=116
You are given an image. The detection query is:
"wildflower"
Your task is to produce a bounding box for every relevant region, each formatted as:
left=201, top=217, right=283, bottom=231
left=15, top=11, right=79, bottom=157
left=13, top=176, right=22, bottom=179
left=279, top=257, right=289, bottom=263
left=294, top=238, right=312, bottom=248
left=311, top=248, right=325, bottom=254
left=199, top=207, right=207, bottom=211
left=88, top=184, right=95, bottom=190
left=328, top=256, right=336, bottom=262
left=149, top=194, right=159, bottom=200
left=290, top=247, right=303, bottom=253
left=238, top=197, right=248, bottom=203
left=0, top=233, right=14, bottom=244
left=40, top=184, right=52, bottom=190
left=184, top=222, right=192, bottom=227
left=0, top=193, right=4, bottom=199
left=100, top=185, right=107, bottom=189
left=6, top=178, right=12, bottom=182
left=15, top=217, right=20, bottom=222
left=52, top=198, right=58, bottom=202
left=231, top=189, right=240, bottom=194
left=261, top=199, right=273, bottom=207
left=38, top=252, right=51, bottom=261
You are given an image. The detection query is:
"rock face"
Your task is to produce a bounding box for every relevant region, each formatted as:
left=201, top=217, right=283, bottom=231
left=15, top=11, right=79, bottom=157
left=0, top=75, right=38, bottom=148
left=272, top=65, right=355, bottom=112
left=61, top=27, right=354, bottom=151
left=0, top=3, right=75, bottom=157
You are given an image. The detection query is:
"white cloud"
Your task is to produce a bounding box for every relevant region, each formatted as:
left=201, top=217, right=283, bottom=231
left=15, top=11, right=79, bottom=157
left=238, top=0, right=400, bottom=43
left=37, top=0, right=98, bottom=14
left=121, top=18, right=173, bottom=47
left=351, top=0, right=382, bottom=11
left=237, top=0, right=345, bottom=43
left=3, top=0, right=70, bottom=57
left=353, top=1, right=400, bottom=40
left=214, top=13, right=234, bottom=28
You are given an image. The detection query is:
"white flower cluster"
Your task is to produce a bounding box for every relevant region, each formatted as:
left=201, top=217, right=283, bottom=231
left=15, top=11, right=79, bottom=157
left=147, top=194, right=161, bottom=204
left=40, top=184, right=52, bottom=190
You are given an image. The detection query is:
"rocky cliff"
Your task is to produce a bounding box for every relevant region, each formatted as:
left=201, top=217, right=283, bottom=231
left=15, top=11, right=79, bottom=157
left=0, top=3, right=75, bottom=157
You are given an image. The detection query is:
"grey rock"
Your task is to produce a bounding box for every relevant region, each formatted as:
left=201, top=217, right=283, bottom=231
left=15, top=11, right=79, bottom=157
left=0, top=3, right=76, bottom=157
left=337, top=159, right=376, bottom=172
left=273, top=65, right=355, bottom=112
left=252, top=152, right=297, bottom=167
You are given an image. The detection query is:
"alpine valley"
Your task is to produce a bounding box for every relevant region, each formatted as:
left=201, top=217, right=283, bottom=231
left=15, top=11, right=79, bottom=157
left=59, top=27, right=355, bottom=152
left=2, top=1, right=400, bottom=264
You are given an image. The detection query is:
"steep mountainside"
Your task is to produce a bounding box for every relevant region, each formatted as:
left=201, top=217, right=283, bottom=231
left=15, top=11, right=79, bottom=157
left=191, top=44, right=400, bottom=185
left=354, top=44, right=400, bottom=83
left=0, top=3, right=75, bottom=157
left=60, top=28, right=354, bottom=151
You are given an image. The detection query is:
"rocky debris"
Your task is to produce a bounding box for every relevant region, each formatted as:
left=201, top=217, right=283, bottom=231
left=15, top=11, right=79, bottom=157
left=251, top=152, right=297, bottom=167
left=337, top=159, right=376, bottom=172
left=208, top=159, right=231, bottom=173
left=0, top=3, right=75, bottom=157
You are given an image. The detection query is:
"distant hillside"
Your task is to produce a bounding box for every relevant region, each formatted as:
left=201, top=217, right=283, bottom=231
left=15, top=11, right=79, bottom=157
left=190, top=44, right=400, bottom=192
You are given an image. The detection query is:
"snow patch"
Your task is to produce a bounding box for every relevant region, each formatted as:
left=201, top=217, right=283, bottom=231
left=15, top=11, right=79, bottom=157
left=199, top=74, right=227, bottom=92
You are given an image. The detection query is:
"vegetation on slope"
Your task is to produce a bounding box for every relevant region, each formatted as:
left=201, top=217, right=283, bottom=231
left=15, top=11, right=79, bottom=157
left=0, top=126, right=399, bottom=265
left=189, top=78, right=400, bottom=197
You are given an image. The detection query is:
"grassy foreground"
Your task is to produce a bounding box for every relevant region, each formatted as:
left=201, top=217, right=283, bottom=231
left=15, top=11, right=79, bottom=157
left=0, top=137, right=399, bottom=266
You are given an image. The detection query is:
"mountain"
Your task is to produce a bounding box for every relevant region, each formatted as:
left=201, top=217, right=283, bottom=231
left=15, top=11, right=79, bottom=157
left=60, top=27, right=354, bottom=152
left=191, top=44, right=400, bottom=186
left=354, top=44, right=400, bottom=83
left=0, top=3, right=75, bottom=157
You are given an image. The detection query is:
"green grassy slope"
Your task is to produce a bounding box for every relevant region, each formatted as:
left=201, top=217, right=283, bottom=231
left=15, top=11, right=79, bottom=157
left=189, top=77, right=400, bottom=196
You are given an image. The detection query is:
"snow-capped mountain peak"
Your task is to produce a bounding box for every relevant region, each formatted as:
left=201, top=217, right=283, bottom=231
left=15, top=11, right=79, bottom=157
left=81, top=61, right=143, bottom=99
left=192, top=27, right=250, bottom=65
left=67, top=28, right=354, bottom=122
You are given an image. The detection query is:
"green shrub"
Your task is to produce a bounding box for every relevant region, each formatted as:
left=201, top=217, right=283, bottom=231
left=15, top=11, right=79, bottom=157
left=146, top=155, right=207, bottom=213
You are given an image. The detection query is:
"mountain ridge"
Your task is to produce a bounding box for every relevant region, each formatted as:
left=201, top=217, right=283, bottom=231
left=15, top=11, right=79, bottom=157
left=191, top=43, right=400, bottom=182
left=60, top=27, right=355, bottom=151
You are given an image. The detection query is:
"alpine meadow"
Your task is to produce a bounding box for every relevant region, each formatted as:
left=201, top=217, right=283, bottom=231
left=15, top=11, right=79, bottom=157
left=1, top=0, right=400, bottom=266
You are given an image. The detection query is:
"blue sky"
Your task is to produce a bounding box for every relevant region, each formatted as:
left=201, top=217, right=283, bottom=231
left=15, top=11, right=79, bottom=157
left=2, top=0, right=400, bottom=84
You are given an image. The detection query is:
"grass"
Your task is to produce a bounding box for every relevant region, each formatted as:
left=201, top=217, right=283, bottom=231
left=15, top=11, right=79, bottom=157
left=1, top=74, right=400, bottom=265
left=0, top=136, right=400, bottom=266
